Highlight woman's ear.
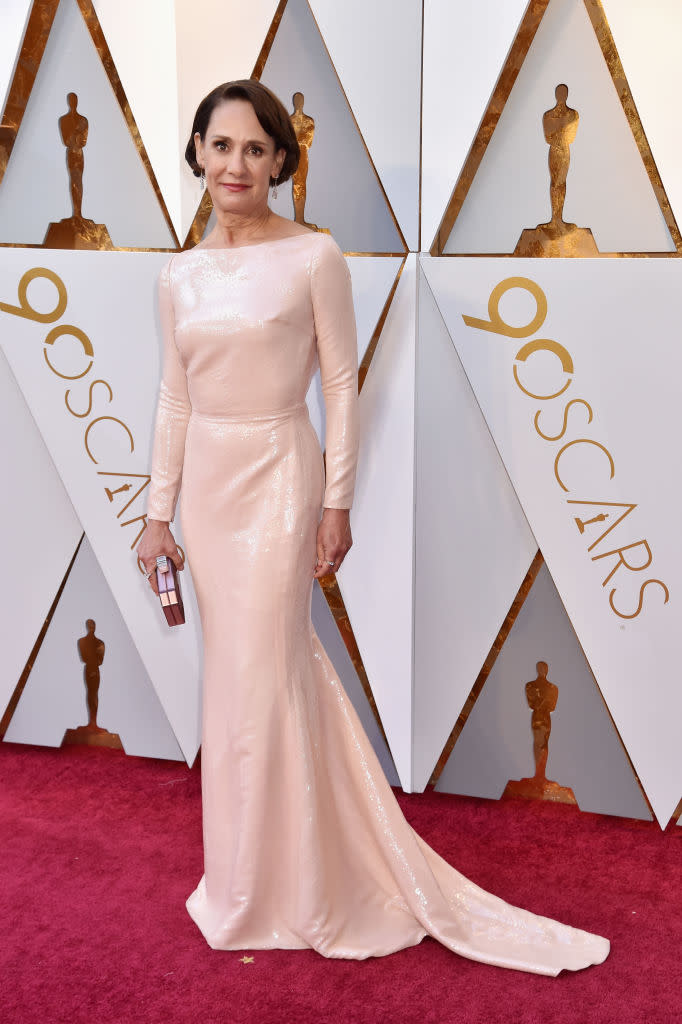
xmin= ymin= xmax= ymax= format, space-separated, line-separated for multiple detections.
xmin=194 ymin=131 xmax=204 ymax=169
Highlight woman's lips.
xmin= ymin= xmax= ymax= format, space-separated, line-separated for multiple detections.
xmin=221 ymin=183 xmax=250 ymax=192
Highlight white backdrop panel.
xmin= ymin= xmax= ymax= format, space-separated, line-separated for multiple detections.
xmin=421 ymin=0 xmax=528 ymax=252
xmin=425 ymin=256 xmax=682 ymax=825
xmin=337 ymin=256 xmax=417 ymax=789
xmin=5 ymin=536 xmax=184 ymax=761
xmin=263 ymin=0 xmax=403 ymax=253
xmin=414 ymin=264 xmax=537 ymax=789
xmin=93 ymin=0 xmax=181 ymax=240
xmin=601 ymin=0 xmax=682 ymax=246
xmin=445 ymin=0 xmax=674 ymax=255
xmin=0 ymin=250 xmax=202 ymax=763
xmin=0 ymin=348 xmax=82 ymax=715
xmin=0 ymin=0 xmax=32 ymax=114
xmin=308 ymin=0 xmax=422 ymax=250
xmin=436 ymin=563 xmax=652 ymax=821
xmin=0 ymin=0 xmax=175 ymax=249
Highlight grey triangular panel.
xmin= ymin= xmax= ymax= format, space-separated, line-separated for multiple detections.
xmin=436 ymin=564 xmax=651 ymax=821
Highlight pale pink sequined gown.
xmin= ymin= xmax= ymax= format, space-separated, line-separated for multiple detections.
xmin=145 ymin=230 xmax=609 ymax=974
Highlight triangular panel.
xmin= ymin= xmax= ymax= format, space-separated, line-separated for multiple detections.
xmin=0 ymin=347 xmax=82 ymax=715
xmin=421 ymin=0 xmax=528 ymax=252
xmin=336 ymin=255 xmax=417 ymax=788
xmin=308 ymin=0 xmax=421 ymax=250
xmin=425 ymin=255 xmax=682 ymax=825
xmin=436 ymin=562 xmax=652 ymax=821
xmin=261 ymin=0 xmax=403 ymax=253
xmin=92 ymin=0 xmax=181 ymax=237
xmin=5 ymin=536 xmax=184 ymax=760
xmin=0 ymin=0 xmax=175 ymax=248
xmin=0 ymin=250 xmax=201 ymax=762
xmin=414 ymin=262 xmax=537 ymax=789
xmin=444 ymin=0 xmax=674 ymax=255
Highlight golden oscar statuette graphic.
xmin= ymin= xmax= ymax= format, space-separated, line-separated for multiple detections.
xmin=290 ymin=91 xmax=329 ymax=235
xmin=62 ymin=618 xmax=123 ymax=749
xmin=515 ymin=84 xmax=598 ymax=257
xmin=502 ymin=661 xmax=577 ymax=805
xmin=44 ymin=92 xmax=113 ymax=250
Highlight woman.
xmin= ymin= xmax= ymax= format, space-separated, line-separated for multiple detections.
xmin=137 ymin=79 xmax=609 ymax=974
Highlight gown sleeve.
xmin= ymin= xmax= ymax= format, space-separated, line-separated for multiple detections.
xmin=145 ymin=257 xmax=191 ymax=524
xmin=310 ymin=235 xmax=360 ymax=510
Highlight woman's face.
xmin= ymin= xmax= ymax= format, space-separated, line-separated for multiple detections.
xmin=195 ymin=98 xmax=285 ymax=217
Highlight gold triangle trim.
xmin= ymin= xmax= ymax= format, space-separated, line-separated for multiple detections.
xmin=431 ymin=0 xmax=680 ymax=258
xmin=0 ymin=532 xmax=85 ymax=739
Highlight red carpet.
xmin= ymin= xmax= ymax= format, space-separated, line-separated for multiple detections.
xmin=1 ymin=741 xmax=679 ymax=1024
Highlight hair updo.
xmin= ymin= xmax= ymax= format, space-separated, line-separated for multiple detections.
xmin=185 ymin=79 xmax=300 ymax=186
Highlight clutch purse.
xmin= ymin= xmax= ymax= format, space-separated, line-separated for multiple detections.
xmin=156 ymin=555 xmax=185 ymax=627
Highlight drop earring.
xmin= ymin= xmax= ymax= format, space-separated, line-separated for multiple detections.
xmin=271 ymin=174 xmax=279 ymax=200
xmin=199 ymin=167 xmax=206 ymax=193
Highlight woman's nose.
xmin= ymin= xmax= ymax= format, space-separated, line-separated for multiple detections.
xmin=228 ymin=149 xmax=246 ymax=175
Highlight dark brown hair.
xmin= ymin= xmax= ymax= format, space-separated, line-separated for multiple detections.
xmin=185 ymin=79 xmax=300 ymax=185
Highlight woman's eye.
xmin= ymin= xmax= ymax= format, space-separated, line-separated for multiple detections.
xmin=250 ymin=147 xmax=263 ymax=155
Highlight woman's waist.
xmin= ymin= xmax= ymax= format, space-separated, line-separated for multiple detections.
xmin=189 ymin=400 xmax=309 ymax=427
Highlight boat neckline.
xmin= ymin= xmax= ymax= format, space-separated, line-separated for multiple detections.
xmin=191 ymin=233 xmax=318 ymax=254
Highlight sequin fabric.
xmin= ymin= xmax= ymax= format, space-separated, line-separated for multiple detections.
xmin=145 ymin=232 xmax=609 ymax=973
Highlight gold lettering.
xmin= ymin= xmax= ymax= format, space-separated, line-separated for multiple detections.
xmin=609 ymin=579 xmax=670 ymax=620
xmin=122 ymin=513 xmax=150 ymax=550
xmin=554 ymin=439 xmax=615 ymax=493
xmin=462 ymin=276 xmax=548 ymax=338
xmin=65 ymin=378 xmax=113 ymax=418
xmin=535 ymin=398 xmax=592 ymax=441
xmin=43 ymin=324 xmax=94 ymax=380
xmin=84 ymin=416 xmax=134 ymax=464
xmin=513 ymin=338 xmax=574 ymax=400
xmin=0 ymin=267 xmax=67 ymax=324
xmin=592 ymin=539 xmax=653 ymax=587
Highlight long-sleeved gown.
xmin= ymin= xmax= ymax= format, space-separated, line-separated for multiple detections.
xmin=144 ymin=230 xmax=610 ymax=975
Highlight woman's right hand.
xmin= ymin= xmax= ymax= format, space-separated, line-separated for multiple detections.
xmin=137 ymin=519 xmax=185 ymax=597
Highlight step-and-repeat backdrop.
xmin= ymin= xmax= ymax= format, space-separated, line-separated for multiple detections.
xmin=1 ymin=0 xmax=681 ymax=828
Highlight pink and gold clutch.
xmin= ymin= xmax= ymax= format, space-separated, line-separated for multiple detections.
xmin=156 ymin=556 xmax=185 ymax=627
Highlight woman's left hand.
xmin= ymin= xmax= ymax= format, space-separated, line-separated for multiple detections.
xmin=314 ymin=507 xmax=352 ymax=577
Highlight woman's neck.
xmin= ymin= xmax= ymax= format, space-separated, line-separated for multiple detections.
xmin=209 ymin=207 xmax=273 ymax=247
